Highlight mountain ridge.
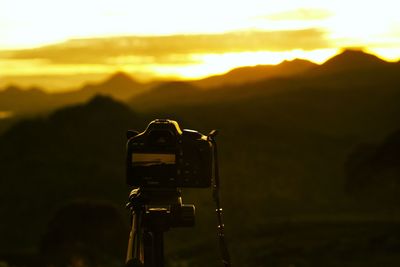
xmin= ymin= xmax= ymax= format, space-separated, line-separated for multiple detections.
xmin=128 ymin=49 xmax=400 ymax=112
xmin=1 ymin=49 xmax=399 ymax=117
xmin=0 ymin=72 xmax=148 ymax=116
xmin=192 ymin=58 xmax=317 ymax=88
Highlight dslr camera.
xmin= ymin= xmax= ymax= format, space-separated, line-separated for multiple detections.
xmin=126 ymin=119 xmax=213 ymax=188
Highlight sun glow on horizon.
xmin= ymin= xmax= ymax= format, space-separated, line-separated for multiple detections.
xmin=0 ymin=49 xmax=338 ymax=82
xmin=147 ymin=49 xmax=339 ymax=80
xmin=1 ymin=46 xmax=399 ymax=91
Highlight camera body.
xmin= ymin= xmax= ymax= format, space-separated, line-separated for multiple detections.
xmin=126 ymin=119 xmax=213 ymax=188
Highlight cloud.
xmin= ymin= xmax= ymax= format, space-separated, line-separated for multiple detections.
xmin=266 ymin=8 xmax=332 ymax=21
xmin=4 ymin=29 xmax=330 ymax=65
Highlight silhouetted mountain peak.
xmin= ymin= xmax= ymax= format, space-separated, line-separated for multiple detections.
xmin=77 ymin=72 xmax=146 ymax=101
xmin=50 ymin=94 xmax=137 ymax=123
xmin=322 ymin=49 xmax=387 ymax=70
xmin=2 ymin=85 xmax=46 ymax=97
xmin=82 ymin=94 xmax=133 ymax=113
xmin=103 ymin=71 xmax=138 ymax=86
xmin=279 ymin=58 xmax=316 ymax=68
xmin=4 ymin=85 xmax=21 ymax=92
xmin=87 ymin=94 xmax=119 ymax=106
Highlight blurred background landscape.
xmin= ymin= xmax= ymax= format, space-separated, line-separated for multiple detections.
xmin=1 ymin=49 xmax=400 ymax=267
xmin=1 ymin=0 xmax=400 ymax=266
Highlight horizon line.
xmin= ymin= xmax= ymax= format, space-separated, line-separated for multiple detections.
xmin=1 ymin=47 xmax=399 ymax=93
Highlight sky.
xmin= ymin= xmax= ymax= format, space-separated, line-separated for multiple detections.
xmin=0 ymin=0 xmax=399 ymax=91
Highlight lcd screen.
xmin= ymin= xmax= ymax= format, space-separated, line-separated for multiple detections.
xmin=132 ymin=153 xmax=176 ymax=166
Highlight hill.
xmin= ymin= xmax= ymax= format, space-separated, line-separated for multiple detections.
xmin=0 ymin=72 xmax=148 ymax=117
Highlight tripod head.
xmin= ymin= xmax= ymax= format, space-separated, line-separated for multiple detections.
xmin=127 ymin=188 xmax=195 ymax=230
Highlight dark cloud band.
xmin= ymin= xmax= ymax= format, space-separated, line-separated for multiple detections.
xmin=4 ymin=29 xmax=330 ymax=65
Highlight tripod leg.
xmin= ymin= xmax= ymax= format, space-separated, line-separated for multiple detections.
xmin=126 ymin=212 xmax=144 ymax=267
xmin=126 ymin=212 xmax=136 ymax=262
xmin=153 ymin=231 xmax=164 ymax=267
xmin=143 ymin=231 xmax=154 ymax=267
xmin=143 ymin=230 xmax=164 ymax=267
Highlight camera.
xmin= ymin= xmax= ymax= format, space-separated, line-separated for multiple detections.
xmin=126 ymin=119 xmax=213 ymax=188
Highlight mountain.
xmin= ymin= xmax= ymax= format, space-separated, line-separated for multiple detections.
xmin=75 ymin=71 xmax=146 ymax=100
xmin=324 ymin=49 xmax=387 ymax=68
xmin=128 ymin=50 xmax=400 ymax=111
xmin=0 ymin=72 xmax=148 ymax=117
xmin=192 ymin=58 xmax=317 ymax=88
xmin=317 ymin=49 xmax=391 ymax=74
xmin=0 ymin=85 xmax=57 ymax=116
xmin=1 ymin=50 xmax=397 ymax=119
xmin=0 ymin=86 xmax=48 ymax=113
xmin=1 ymin=58 xmax=317 ymax=116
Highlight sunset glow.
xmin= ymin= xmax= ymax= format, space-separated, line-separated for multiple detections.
xmin=0 ymin=0 xmax=399 ymax=90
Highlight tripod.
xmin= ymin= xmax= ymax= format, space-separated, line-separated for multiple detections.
xmin=125 ymin=188 xmax=195 ymax=267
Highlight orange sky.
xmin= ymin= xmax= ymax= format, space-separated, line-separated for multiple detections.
xmin=0 ymin=0 xmax=399 ymax=91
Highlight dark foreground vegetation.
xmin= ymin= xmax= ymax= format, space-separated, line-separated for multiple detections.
xmin=1 ymin=50 xmax=400 ymax=267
